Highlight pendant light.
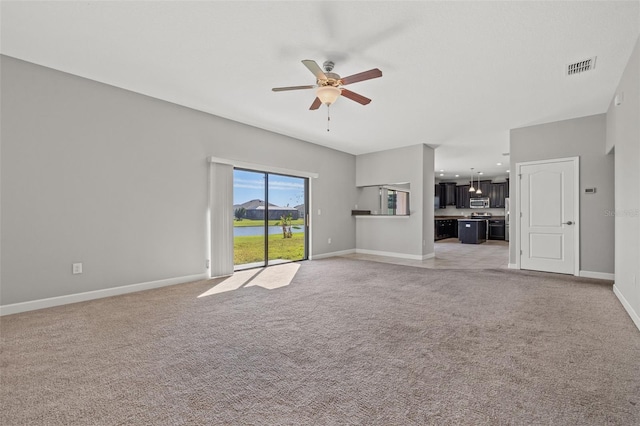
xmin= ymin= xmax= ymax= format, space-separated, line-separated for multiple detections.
xmin=468 ymin=168 xmax=476 ymax=192
xmin=476 ymin=172 xmax=483 ymax=195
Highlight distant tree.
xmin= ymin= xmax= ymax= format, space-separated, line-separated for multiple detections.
xmin=275 ymin=213 xmax=293 ymax=238
xmin=234 ymin=207 xmax=246 ymax=221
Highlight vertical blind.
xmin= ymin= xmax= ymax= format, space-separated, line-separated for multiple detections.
xmin=209 ymin=162 xmax=234 ymax=277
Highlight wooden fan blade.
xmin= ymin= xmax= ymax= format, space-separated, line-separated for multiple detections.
xmin=272 ymin=85 xmax=315 ymax=92
xmin=340 ymin=68 xmax=382 ymax=85
xmin=340 ymin=89 xmax=371 ymax=105
xmin=302 ymin=60 xmax=327 ymax=81
xmin=309 ymin=97 xmax=322 ymax=110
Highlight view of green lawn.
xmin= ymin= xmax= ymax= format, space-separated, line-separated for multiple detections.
xmin=234 ymin=233 xmax=305 ymax=265
xmin=233 ymin=218 xmax=305 ymax=227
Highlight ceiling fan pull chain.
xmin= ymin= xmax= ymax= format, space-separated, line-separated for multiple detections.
xmin=327 ymin=105 xmax=331 ymax=132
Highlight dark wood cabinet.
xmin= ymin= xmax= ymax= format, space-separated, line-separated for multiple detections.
xmin=456 ymin=185 xmax=470 ymax=209
xmin=489 ymin=182 xmax=508 ymax=208
xmin=471 ymin=180 xmax=492 ymax=198
xmin=456 ymin=180 xmax=509 ymax=209
xmin=435 ymin=184 xmax=444 ymax=209
xmin=435 ymin=218 xmax=457 ymax=240
xmin=437 ymin=182 xmax=456 ymax=208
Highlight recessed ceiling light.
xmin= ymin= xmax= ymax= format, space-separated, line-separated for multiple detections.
xmin=439 ymin=169 xmax=444 ymax=172
xmin=478 ymin=172 xmax=484 ymax=175
xmin=455 ymin=174 xmax=459 ymax=177
xmin=496 ymin=162 xmax=502 ymax=166
xmin=506 ymin=170 xmax=510 ymax=173
xmin=439 ymin=173 xmax=444 ymax=177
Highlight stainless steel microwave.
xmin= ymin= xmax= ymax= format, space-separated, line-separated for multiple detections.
xmin=470 ymin=197 xmax=490 ymax=208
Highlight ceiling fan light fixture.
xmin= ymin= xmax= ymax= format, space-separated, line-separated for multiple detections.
xmin=316 ymin=86 xmax=341 ymax=105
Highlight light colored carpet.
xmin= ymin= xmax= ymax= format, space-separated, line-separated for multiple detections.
xmin=1 ymin=258 xmax=639 ymax=425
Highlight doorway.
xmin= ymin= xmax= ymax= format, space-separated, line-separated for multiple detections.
xmin=233 ymin=168 xmax=308 ymax=270
xmin=517 ymin=157 xmax=579 ymax=275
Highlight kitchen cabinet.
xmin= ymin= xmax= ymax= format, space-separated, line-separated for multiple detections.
xmin=456 ymin=185 xmax=471 ymax=209
xmin=471 ymin=180 xmax=492 ymax=198
xmin=435 ymin=184 xmax=444 ymax=209
xmin=489 ymin=182 xmax=508 ymax=208
xmin=440 ymin=182 xmax=457 ymax=206
xmin=435 ymin=218 xmax=457 ymax=241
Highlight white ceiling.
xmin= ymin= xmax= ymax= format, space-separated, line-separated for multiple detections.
xmin=2 ymin=1 xmax=638 ymax=179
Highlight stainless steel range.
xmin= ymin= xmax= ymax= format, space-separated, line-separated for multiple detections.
xmin=470 ymin=212 xmax=492 ymax=219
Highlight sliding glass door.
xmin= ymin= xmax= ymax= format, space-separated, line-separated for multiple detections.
xmin=267 ymin=173 xmax=307 ymax=265
xmin=233 ymin=168 xmax=307 ymax=270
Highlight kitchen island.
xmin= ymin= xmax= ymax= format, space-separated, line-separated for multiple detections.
xmin=457 ymin=218 xmax=487 ymax=244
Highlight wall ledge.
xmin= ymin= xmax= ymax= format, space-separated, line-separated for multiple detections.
xmin=0 ymin=273 xmax=209 ymax=316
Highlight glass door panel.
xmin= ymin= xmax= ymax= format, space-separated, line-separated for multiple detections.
xmin=233 ymin=169 xmax=266 ymax=270
xmin=267 ymin=173 xmax=307 ymax=265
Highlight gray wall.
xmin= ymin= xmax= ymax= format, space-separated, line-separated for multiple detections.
xmin=355 ymin=144 xmax=435 ymax=258
xmin=510 ymin=114 xmax=614 ymax=274
xmin=1 ymin=56 xmax=357 ymax=305
xmin=607 ymin=36 xmax=640 ymax=326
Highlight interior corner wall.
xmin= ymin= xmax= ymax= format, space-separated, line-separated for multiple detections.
xmin=355 ymin=144 xmax=434 ymax=259
xmin=509 ymin=114 xmax=614 ymax=275
xmin=606 ymin=36 xmax=640 ymax=329
xmin=422 ymin=145 xmax=435 ymax=256
xmin=0 ymin=55 xmax=357 ymax=306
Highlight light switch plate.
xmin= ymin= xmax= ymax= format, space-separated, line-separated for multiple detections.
xmin=72 ymin=263 xmax=83 ymax=274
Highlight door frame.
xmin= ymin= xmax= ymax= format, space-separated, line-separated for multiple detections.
xmin=515 ymin=156 xmax=580 ymax=275
xmin=209 ymin=156 xmax=318 ymax=272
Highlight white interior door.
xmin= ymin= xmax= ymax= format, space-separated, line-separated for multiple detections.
xmin=519 ymin=157 xmax=579 ymax=275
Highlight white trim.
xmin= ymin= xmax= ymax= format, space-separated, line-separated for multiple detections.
xmin=613 ymin=284 xmax=640 ymax=332
xmin=209 ymin=156 xmax=319 ymax=179
xmin=508 ymin=263 xmax=518 ymax=269
xmin=310 ymin=249 xmax=356 ymax=260
xmin=0 ymin=273 xmax=208 ymax=316
xmin=579 ymin=270 xmax=615 ymax=281
xmin=355 ymin=248 xmax=433 ymax=261
xmin=515 ymin=156 xmax=580 ymax=276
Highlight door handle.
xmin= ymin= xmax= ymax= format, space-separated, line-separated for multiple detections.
xmin=562 ymin=221 xmax=574 ymax=225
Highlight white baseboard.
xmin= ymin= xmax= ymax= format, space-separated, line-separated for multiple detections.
xmin=613 ymin=284 xmax=640 ymax=332
xmin=355 ymin=248 xmax=433 ymax=261
xmin=0 ymin=273 xmax=209 ymax=316
xmin=310 ymin=249 xmax=356 ymax=260
xmin=579 ymin=270 xmax=615 ymax=281
xmin=508 ymin=263 xmax=518 ymax=269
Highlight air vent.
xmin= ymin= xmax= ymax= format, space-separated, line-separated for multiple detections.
xmin=567 ymin=57 xmax=596 ymax=76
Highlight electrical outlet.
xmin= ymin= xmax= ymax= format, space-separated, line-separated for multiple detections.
xmin=72 ymin=263 xmax=83 ymax=274
xmin=206 ymin=259 xmax=210 ymax=269
xmin=328 ymin=237 xmax=332 ymax=244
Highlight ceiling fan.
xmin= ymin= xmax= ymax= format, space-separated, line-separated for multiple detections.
xmin=272 ymin=60 xmax=382 ymax=110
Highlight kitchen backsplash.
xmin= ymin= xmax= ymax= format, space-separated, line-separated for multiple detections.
xmin=436 ymin=206 xmax=506 ymax=217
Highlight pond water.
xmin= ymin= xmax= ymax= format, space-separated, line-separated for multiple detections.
xmin=234 ymin=225 xmax=305 ymax=237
